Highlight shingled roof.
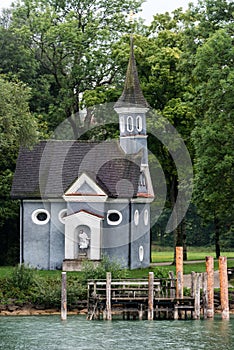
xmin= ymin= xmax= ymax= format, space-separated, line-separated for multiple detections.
xmin=114 ymin=35 xmax=150 ymax=109
xmin=11 ymin=140 xmax=141 ymax=199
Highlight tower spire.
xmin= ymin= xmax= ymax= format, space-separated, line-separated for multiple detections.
xmin=114 ymin=36 xmax=149 ymax=109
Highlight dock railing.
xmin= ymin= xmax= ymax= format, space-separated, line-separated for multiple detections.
xmin=86 ymin=272 xmax=196 ymax=320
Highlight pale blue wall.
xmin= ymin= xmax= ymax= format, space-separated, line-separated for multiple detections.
xmin=130 ymin=203 xmax=151 ymax=269
xmin=23 ymin=201 xmax=65 ymax=269
xmin=22 ymin=200 xmax=151 ymax=270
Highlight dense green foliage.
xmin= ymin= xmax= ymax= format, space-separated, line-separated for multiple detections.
xmin=0 ymin=0 xmax=233 ymax=265
xmin=0 ymin=76 xmax=38 ymax=265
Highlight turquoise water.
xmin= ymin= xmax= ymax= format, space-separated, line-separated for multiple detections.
xmin=0 ymin=315 xmax=233 ymax=350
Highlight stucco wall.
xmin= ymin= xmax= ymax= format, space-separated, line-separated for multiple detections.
xmin=23 ymin=201 xmax=65 ymax=269
xmin=102 ymin=201 xmax=130 ymax=268
xmin=130 ymin=203 xmax=151 ymax=269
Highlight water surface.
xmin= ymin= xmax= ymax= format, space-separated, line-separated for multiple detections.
xmin=0 ymin=315 xmax=233 ymax=350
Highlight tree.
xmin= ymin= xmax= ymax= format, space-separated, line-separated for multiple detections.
xmin=0 ymin=75 xmax=38 ymax=265
xmin=1 ymin=0 xmax=144 ymax=136
xmin=191 ymin=28 xmax=234 ymax=257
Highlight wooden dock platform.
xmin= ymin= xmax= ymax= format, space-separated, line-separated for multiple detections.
xmin=87 ymin=272 xmax=198 ymax=320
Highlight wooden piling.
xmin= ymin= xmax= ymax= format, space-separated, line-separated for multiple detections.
xmin=139 ymin=304 xmax=143 ymax=320
xmin=61 ymin=272 xmax=67 ymax=321
xmin=148 ymin=272 xmax=154 ymax=320
xmin=194 ymin=273 xmax=201 ymax=320
xmin=206 ymin=256 xmax=214 ymax=318
xmin=202 ymin=272 xmax=208 ymax=319
xmin=219 ymin=256 xmax=230 ymax=320
xmin=106 ymin=272 xmax=112 ymax=320
xmin=191 ymin=271 xmax=196 ymax=298
xmin=176 ymin=247 xmax=183 ymax=298
xmin=169 ymin=271 xmax=175 ymax=298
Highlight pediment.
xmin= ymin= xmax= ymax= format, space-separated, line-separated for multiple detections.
xmin=63 ymin=173 xmax=107 ymax=201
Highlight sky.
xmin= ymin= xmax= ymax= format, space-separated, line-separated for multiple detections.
xmin=0 ymin=0 xmax=197 ymax=22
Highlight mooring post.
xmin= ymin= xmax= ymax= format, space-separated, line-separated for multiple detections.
xmin=206 ymin=256 xmax=214 ymax=318
xmin=219 ymin=256 xmax=230 ymax=320
xmin=176 ymin=247 xmax=183 ymax=299
xmin=169 ymin=271 xmax=175 ymax=298
xmin=148 ymin=272 xmax=154 ymax=320
xmin=191 ymin=271 xmax=196 ymax=298
xmin=106 ymin=272 xmax=112 ymax=321
xmin=139 ymin=304 xmax=143 ymax=320
xmin=202 ymin=272 xmax=208 ymax=319
xmin=194 ymin=273 xmax=201 ymax=320
xmin=61 ymin=271 xmax=67 ymax=321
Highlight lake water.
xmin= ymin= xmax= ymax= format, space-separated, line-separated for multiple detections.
xmin=0 ymin=315 xmax=233 ymax=350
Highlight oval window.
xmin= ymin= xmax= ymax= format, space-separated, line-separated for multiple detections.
xmin=136 ymin=115 xmax=143 ymax=132
xmin=134 ymin=210 xmax=139 ymax=226
xmin=120 ymin=116 xmax=125 ymax=133
xmin=107 ymin=210 xmax=123 ymax=226
xmin=59 ymin=209 xmax=67 ymax=224
xmin=139 ymin=246 xmax=144 ymax=262
xmin=144 ymin=209 xmax=149 ymax=226
xmin=32 ymin=209 xmax=50 ymax=225
xmin=127 ymin=116 xmax=134 ymax=132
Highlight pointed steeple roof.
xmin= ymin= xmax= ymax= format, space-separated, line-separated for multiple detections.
xmin=114 ymin=35 xmax=150 ymax=109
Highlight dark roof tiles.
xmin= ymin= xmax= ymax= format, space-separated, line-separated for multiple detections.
xmin=11 ymin=140 xmax=141 ymax=199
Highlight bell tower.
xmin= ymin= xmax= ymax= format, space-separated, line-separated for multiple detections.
xmin=114 ymin=36 xmax=150 ymax=167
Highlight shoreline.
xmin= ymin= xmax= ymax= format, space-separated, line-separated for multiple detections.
xmin=1 ymin=307 xmax=234 ymax=317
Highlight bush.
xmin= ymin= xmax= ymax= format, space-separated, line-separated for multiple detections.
xmin=9 ymin=264 xmax=36 ymax=291
xmin=81 ymin=255 xmax=127 ymax=281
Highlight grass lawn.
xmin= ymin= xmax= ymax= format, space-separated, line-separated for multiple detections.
xmin=151 ymin=248 xmax=234 ymax=263
xmin=0 ymin=247 xmax=233 ymax=280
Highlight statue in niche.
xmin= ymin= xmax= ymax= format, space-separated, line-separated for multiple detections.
xmin=78 ymin=229 xmax=90 ymax=255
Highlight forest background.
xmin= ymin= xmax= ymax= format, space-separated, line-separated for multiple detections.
xmin=0 ymin=0 xmax=233 ymax=265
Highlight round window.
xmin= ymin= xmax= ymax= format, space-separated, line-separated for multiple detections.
xmin=144 ymin=209 xmax=149 ymax=226
xmin=32 ymin=209 xmax=50 ymax=225
xmin=59 ymin=209 xmax=67 ymax=224
xmin=107 ymin=210 xmax=123 ymax=226
xmin=134 ymin=210 xmax=139 ymax=226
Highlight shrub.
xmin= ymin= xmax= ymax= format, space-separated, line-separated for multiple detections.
xmin=9 ymin=264 xmax=36 ymax=291
xmin=81 ymin=255 xmax=127 ymax=281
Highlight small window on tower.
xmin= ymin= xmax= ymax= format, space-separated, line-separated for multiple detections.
xmin=139 ymin=172 xmax=146 ymax=187
xmin=136 ymin=115 xmax=143 ymax=132
xmin=120 ymin=116 xmax=125 ymax=133
xmin=127 ymin=116 xmax=134 ymax=132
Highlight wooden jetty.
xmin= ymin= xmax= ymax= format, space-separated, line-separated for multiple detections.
xmin=87 ymin=272 xmax=199 ymax=321
xmin=61 ymin=253 xmax=230 ymax=321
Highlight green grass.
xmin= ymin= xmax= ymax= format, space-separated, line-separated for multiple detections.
xmin=0 ymin=247 xmax=233 ymax=280
xmin=151 ymin=247 xmax=234 ymax=263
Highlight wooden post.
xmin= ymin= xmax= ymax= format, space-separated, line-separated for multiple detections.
xmin=219 ymin=256 xmax=230 ymax=320
xmin=61 ymin=272 xmax=67 ymax=321
xmin=191 ymin=271 xmax=196 ymax=298
xmin=148 ymin=272 xmax=154 ymax=320
xmin=202 ymin=272 xmax=208 ymax=319
xmin=206 ymin=256 xmax=214 ymax=318
xmin=106 ymin=272 xmax=112 ymax=321
xmin=139 ymin=304 xmax=143 ymax=320
xmin=169 ymin=271 xmax=175 ymax=298
xmin=176 ymin=247 xmax=183 ymax=298
xmin=194 ymin=273 xmax=201 ymax=320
